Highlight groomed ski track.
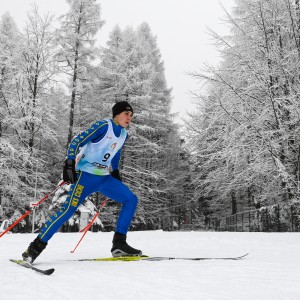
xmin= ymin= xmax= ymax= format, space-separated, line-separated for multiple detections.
xmin=1 ymin=231 xmax=299 ymax=300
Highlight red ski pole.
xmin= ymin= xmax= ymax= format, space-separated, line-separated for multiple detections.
xmin=0 ymin=181 xmax=65 ymax=238
xmin=70 ymin=198 xmax=108 ymax=253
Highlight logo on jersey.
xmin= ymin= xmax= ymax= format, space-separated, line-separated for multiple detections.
xmin=111 ymin=143 xmax=117 ymax=150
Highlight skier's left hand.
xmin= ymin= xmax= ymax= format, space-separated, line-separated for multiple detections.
xmin=63 ymin=159 xmax=77 ymax=184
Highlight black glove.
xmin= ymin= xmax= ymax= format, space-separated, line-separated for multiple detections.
xmin=111 ymin=170 xmax=122 ymax=181
xmin=63 ymin=159 xmax=77 ymax=184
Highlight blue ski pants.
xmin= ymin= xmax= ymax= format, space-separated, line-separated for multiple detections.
xmin=38 ymin=171 xmax=138 ymax=242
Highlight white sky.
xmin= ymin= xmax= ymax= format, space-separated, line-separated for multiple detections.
xmin=1 ymin=0 xmax=235 ymax=123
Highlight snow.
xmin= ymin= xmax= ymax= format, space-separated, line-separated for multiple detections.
xmin=1 ymin=230 xmax=300 ymax=300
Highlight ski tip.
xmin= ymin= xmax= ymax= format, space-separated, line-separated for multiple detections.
xmin=9 ymin=259 xmax=25 ymax=263
xmin=45 ymin=268 xmax=55 ymax=275
xmin=240 ymin=253 xmax=249 ymax=258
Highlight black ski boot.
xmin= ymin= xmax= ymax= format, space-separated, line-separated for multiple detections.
xmin=22 ymin=237 xmax=47 ymax=264
xmin=111 ymin=232 xmax=142 ymax=257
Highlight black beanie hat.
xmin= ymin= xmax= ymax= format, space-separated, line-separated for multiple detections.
xmin=112 ymin=101 xmax=133 ymax=118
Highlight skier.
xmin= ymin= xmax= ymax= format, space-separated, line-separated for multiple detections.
xmin=22 ymin=101 xmax=142 ymax=263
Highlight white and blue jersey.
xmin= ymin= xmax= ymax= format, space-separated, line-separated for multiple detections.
xmin=68 ymin=119 xmax=128 ymax=175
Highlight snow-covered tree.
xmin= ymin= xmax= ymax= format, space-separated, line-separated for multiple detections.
xmin=1 ymin=6 xmax=189 ymax=232
xmin=0 ymin=7 xmax=63 ymax=226
xmin=0 ymin=12 xmax=24 ymax=218
xmin=55 ymin=0 xmax=104 ymax=147
xmin=188 ymin=0 xmax=300 ymax=218
xmin=96 ymin=23 xmax=183 ymax=229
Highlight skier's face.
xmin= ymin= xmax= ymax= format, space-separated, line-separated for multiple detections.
xmin=115 ymin=110 xmax=133 ymax=128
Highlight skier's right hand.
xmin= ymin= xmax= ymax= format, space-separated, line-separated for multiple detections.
xmin=63 ymin=159 xmax=77 ymax=184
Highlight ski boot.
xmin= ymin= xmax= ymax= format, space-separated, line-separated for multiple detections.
xmin=22 ymin=237 xmax=47 ymax=264
xmin=111 ymin=232 xmax=142 ymax=257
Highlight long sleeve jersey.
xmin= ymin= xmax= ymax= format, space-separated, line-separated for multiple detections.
xmin=67 ymin=119 xmax=128 ymax=175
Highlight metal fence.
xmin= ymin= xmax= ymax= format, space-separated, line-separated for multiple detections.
xmin=212 ymin=203 xmax=300 ymax=232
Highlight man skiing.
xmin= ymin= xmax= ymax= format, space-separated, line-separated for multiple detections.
xmin=22 ymin=101 xmax=142 ymax=263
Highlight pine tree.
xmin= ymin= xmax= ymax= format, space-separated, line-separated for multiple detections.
xmin=96 ymin=23 xmax=182 ymax=229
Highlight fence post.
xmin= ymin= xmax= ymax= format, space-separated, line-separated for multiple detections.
xmin=276 ymin=204 xmax=280 ymax=232
xmin=241 ymin=213 xmax=244 ymax=232
xmin=249 ymin=211 xmax=251 ymax=232
xmin=291 ymin=205 xmax=294 ymax=231
xmin=266 ymin=208 xmax=269 ymax=232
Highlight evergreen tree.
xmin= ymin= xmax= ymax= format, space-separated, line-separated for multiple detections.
xmin=97 ymin=23 xmax=182 ymax=229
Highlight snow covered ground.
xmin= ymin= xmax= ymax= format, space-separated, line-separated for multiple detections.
xmin=0 ymin=230 xmax=299 ymax=300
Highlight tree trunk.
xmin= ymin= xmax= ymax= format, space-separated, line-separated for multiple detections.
xmin=66 ymin=3 xmax=83 ymax=148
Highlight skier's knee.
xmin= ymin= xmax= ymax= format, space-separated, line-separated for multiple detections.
xmin=128 ymin=193 xmax=138 ymax=208
xmin=132 ymin=193 xmax=138 ymax=207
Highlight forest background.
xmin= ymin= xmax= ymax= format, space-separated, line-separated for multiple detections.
xmin=1 ymin=0 xmax=300 ymax=233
